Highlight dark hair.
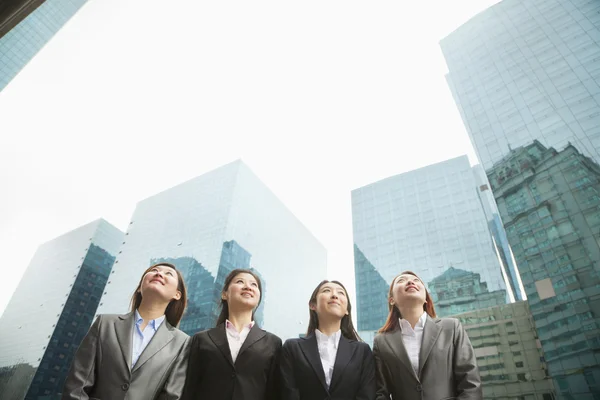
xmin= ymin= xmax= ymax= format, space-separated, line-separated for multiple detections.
xmin=130 ymin=262 xmax=188 ymax=327
xmin=306 ymin=280 xmax=361 ymax=341
xmin=216 ymin=269 xmax=263 ymax=327
xmin=378 ymin=270 xmax=436 ymax=333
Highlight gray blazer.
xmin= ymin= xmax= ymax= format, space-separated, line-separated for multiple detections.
xmin=373 ymin=316 xmax=482 ymax=400
xmin=62 ymin=312 xmax=190 ymax=400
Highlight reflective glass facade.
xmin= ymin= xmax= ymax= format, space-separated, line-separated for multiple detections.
xmin=441 ymin=0 xmax=600 ymax=171
xmin=441 ymin=1 xmax=600 ymax=397
xmin=457 ymin=301 xmax=555 ymax=400
xmin=0 ymin=219 xmax=123 ymax=399
xmin=0 ymin=0 xmax=88 ymax=92
xmin=97 ymin=160 xmax=327 ymax=340
xmin=352 ymin=156 xmax=513 ymax=331
xmin=488 ymin=142 xmax=600 ymax=399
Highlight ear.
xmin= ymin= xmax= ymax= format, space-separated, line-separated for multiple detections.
xmin=309 ymin=302 xmax=316 ymax=311
xmin=221 ymin=293 xmax=227 ymax=301
xmin=173 ymin=290 xmax=182 ymax=301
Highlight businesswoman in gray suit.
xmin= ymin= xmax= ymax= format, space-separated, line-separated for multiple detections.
xmin=62 ymin=262 xmax=189 ymax=400
xmin=280 ymin=280 xmax=375 ymax=400
xmin=182 ymin=268 xmax=282 ymax=400
xmin=373 ymin=271 xmax=482 ymax=400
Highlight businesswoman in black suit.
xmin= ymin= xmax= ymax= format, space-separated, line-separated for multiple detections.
xmin=280 ymin=280 xmax=375 ymax=400
xmin=373 ymin=271 xmax=482 ymax=400
xmin=182 ymin=268 xmax=282 ymax=400
xmin=63 ymin=262 xmax=190 ymax=400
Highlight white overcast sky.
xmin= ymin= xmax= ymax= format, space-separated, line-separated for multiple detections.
xmin=0 ymin=0 xmax=500 ymax=318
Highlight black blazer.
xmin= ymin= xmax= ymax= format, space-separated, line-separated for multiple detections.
xmin=182 ymin=323 xmax=282 ymax=400
xmin=280 ymin=333 xmax=376 ymax=400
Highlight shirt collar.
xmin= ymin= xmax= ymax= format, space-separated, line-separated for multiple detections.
xmin=134 ymin=309 xmax=166 ymax=331
xmin=399 ymin=312 xmax=427 ymax=330
xmin=315 ymin=329 xmax=342 ymax=348
xmin=225 ymin=319 xmax=255 ymax=333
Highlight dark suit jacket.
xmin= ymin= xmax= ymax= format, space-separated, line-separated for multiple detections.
xmin=182 ymin=323 xmax=282 ymax=400
xmin=62 ymin=312 xmax=190 ymax=400
xmin=280 ymin=333 xmax=375 ymax=400
xmin=373 ymin=316 xmax=482 ymax=400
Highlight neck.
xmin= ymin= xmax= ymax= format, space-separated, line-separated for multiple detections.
xmin=317 ymin=316 xmax=342 ymax=336
xmin=227 ymin=308 xmax=254 ymax=332
xmin=398 ymin=305 xmax=425 ymax=328
xmin=138 ymin=298 xmax=168 ymax=325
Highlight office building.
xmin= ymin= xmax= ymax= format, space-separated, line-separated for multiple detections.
xmin=0 ymin=219 xmax=123 ymax=399
xmin=96 ymin=160 xmax=327 ymax=340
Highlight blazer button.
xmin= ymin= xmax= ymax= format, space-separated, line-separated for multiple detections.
xmin=416 ymin=384 xmax=423 ymax=392
xmin=121 ymin=383 xmax=129 ymax=391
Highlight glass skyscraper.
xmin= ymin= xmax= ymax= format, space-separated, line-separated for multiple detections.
xmin=488 ymin=141 xmax=600 ymax=399
xmin=352 ymin=156 xmax=514 ymax=331
xmin=441 ymin=0 xmax=600 ymax=171
xmin=441 ymin=0 xmax=600 ymax=397
xmin=96 ymin=160 xmax=327 ymax=341
xmin=0 ymin=219 xmax=123 ymax=400
xmin=457 ymin=301 xmax=555 ymax=400
xmin=0 ymin=0 xmax=88 ymax=92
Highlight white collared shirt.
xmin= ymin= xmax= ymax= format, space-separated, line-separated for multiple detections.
xmin=315 ymin=329 xmax=341 ymax=387
xmin=225 ymin=319 xmax=255 ymax=363
xmin=399 ymin=312 xmax=427 ymax=376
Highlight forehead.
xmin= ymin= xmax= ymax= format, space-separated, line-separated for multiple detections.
xmin=320 ymin=282 xmax=346 ymax=292
xmin=148 ymin=264 xmax=176 ymax=273
xmin=395 ymin=274 xmax=420 ymax=282
xmin=233 ymin=272 xmax=257 ymax=283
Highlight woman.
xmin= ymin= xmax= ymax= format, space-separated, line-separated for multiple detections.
xmin=281 ymin=280 xmax=375 ymax=400
xmin=373 ymin=271 xmax=482 ymax=400
xmin=182 ymin=268 xmax=281 ymax=400
xmin=63 ymin=262 xmax=190 ymax=400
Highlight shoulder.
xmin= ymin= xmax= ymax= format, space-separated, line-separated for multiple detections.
xmin=352 ymin=340 xmax=373 ymax=355
xmin=95 ymin=313 xmax=130 ymax=324
xmin=191 ymin=327 xmax=215 ymax=341
xmin=168 ymin=325 xmax=190 ymax=341
xmin=435 ymin=317 xmax=461 ymax=329
xmin=282 ymin=337 xmax=303 ymax=350
xmin=263 ymin=330 xmax=283 ymax=346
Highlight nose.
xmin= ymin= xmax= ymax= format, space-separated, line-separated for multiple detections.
xmin=330 ymin=292 xmax=338 ymax=299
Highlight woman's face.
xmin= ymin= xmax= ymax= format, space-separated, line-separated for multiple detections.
xmin=390 ymin=273 xmax=426 ymax=308
xmin=222 ymin=272 xmax=260 ymax=311
xmin=311 ymin=282 xmax=349 ymax=321
xmin=140 ymin=265 xmax=181 ymax=303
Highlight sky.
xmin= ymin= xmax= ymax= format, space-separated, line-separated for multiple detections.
xmin=0 ymin=0 xmax=500 ymax=318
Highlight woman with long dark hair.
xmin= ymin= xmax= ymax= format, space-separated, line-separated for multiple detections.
xmin=280 ymin=280 xmax=375 ymax=400
xmin=63 ymin=262 xmax=189 ymax=400
xmin=373 ymin=271 xmax=482 ymax=400
xmin=182 ymin=268 xmax=281 ymax=400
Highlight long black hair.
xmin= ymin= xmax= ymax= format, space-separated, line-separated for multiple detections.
xmin=215 ymin=268 xmax=263 ymax=327
xmin=306 ymin=280 xmax=361 ymax=341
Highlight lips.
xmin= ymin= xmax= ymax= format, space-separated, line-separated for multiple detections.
xmin=328 ymin=301 xmax=341 ymax=306
xmin=150 ymin=278 xmax=164 ymax=285
xmin=405 ymin=285 xmax=418 ymax=292
xmin=241 ymin=292 xmax=254 ymax=298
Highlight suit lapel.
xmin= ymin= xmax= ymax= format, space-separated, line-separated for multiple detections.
xmin=114 ymin=312 xmax=135 ymax=372
xmin=131 ymin=320 xmax=175 ymax=373
xmin=384 ymin=328 xmax=419 ymax=381
xmin=299 ymin=334 xmax=328 ymax=392
xmin=237 ymin=324 xmax=266 ymax=362
xmin=329 ymin=335 xmax=355 ymax=392
xmin=208 ymin=324 xmax=235 ymax=368
xmin=418 ymin=316 xmax=442 ymax=378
